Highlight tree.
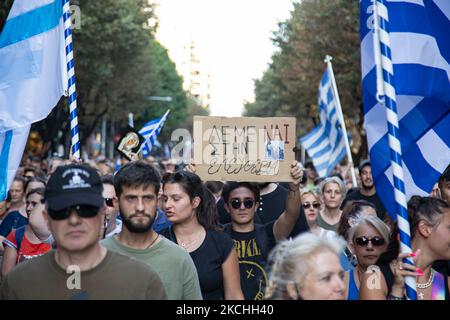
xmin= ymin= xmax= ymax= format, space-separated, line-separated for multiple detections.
xmin=246 ymin=0 xmax=367 ymax=160
xmin=1 ymin=0 xmax=193 ymax=157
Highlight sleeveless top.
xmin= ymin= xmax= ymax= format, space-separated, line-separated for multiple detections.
xmin=347 ymin=269 xmax=359 ymax=300
xmin=381 ymin=264 xmax=449 ymax=300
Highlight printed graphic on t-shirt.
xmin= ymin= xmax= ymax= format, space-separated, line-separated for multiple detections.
xmin=233 ymin=236 xmax=268 ymax=300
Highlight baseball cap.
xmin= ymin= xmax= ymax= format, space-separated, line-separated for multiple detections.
xmin=45 ymin=164 xmax=104 ymax=211
xmin=358 ymin=159 xmax=371 ymax=172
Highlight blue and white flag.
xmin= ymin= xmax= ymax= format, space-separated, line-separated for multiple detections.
xmin=300 ymin=69 xmax=347 ymax=177
xmin=0 ymin=0 xmax=67 ymax=131
xmin=360 ymin=0 xmax=450 ymax=218
xmin=0 ymin=0 xmax=67 ymax=200
xmin=0 ymin=126 xmax=30 ymax=200
xmin=138 ymin=110 xmax=170 ymax=158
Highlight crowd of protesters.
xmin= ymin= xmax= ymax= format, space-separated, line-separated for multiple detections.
xmin=0 ymin=152 xmax=448 ymax=300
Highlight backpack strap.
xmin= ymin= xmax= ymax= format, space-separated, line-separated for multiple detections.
xmin=15 ymin=225 xmax=26 ymax=252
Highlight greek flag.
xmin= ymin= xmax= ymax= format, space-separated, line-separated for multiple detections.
xmin=139 ymin=110 xmax=170 ymax=158
xmin=300 ymin=69 xmax=347 ymax=177
xmin=360 ymin=0 xmax=450 ymax=218
xmin=0 ymin=0 xmax=67 ymax=200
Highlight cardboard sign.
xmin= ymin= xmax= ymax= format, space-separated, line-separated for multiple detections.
xmin=193 ymin=116 xmax=296 ymax=182
xmin=116 ymin=126 xmax=145 ymax=161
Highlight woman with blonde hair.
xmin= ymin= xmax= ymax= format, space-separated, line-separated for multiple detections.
xmin=360 ymin=196 xmax=450 ymax=300
xmin=343 ymin=215 xmax=390 ymax=300
xmin=265 ymin=233 xmax=346 ymax=300
xmin=301 ymin=191 xmax=335 ymax=240
xmin=317 ymin=176 xmax=347 ymax=232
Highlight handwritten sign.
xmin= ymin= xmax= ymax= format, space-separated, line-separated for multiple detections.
xmin=193 ymin=116 xmax=296 ymax=182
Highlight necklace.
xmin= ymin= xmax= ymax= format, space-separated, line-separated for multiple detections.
xmin=145 ymin=234 xmax=160 ymax=249
xmin=179 ymin=230 xmax=204 ymax=250
xmin=416 ymin=269 xmax=434 ymax=289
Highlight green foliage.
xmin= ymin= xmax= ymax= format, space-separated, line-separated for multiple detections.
xmin=0 ymin=0 xmax=192 ymax=154
xmin=246 ymin=0 xmax=366 ymax=158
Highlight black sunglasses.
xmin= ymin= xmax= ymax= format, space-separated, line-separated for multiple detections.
xmin=48 ymin=204 xmax=99 ymax=221
xmin=303 ymin=202 xmax=320 ymax=209
xmin=104 ymin=198 xmax=114 ymax=207
xmin=354 ymin=236 xmax=385 ymax=247
xmin=230 ymin=199 xmax=255 ymax=209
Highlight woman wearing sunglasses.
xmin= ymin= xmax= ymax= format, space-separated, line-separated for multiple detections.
xmin=265 ymin=233 xmax=346 ymax=300
xmin=1 ymin=188 xmax=52 ymax=277
xmin=160 ymin=171 xmax=244 ymax=300
xmin=301 ymin=191 xmax=336 ymax=240
xmin=343 ymin=215 xmax=390 ymax=300
xmin=360 ymin=196 xmax=450 ymax=300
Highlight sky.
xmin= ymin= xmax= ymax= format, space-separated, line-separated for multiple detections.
xmin=154 ymin=0 xmax=294 ymax=116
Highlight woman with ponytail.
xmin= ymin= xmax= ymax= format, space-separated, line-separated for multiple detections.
xmin=360 ymin=196 xmax=450 ymax=300
xmin=160 ymin=170 xmax=244 ymax=300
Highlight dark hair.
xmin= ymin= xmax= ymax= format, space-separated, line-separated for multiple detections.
xmin=12 ymin=176 xmax=26 ymax=190
xmin=101 ymin=175 xmax=114 ymax=186
xmin=24 ymin=176 xmax=46 ymax=192
xmin=221 ymin=182 xmax=260 ymax=204
xmin=204 ymin=181 xmax=224 ymax=195
xmin=114 ymin=161 xmax=161 ymax=197
xmin=162 ymin=171 xmax=220 ymax=231
xmin=23 ymin=167 xmax=36 ymax=176
xmin=438 ymin=164 xmax=450 ymax=183
xmin=407 ymin=196 xmax=450 ymax=237
xmin=26 ymin=187 xmax=45 ymax=200
xmin=337 ymin=200 xmax=377 ymax=239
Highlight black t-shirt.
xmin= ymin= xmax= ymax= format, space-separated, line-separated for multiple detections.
xmin=342 ymin=189 xmax=387 ymax=220
xmin=225 ymin=222 xmax=276 ymax=300
xmin=160 ymin=227 xmax=234 ymax=300
xmin=217 ymin=184 xmax=309 ymax=237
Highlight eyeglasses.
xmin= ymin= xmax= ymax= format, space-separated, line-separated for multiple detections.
xmin=230 ymin=199 xmax=255 ymax=209
xmin=303 ymin=202 xmax=320 ymax=209
xmin=354 ymin=236 xmax=385 ymax=247
xmin=47 ymin=204 xmax=99 ymax=221
xmin=104 ymin=198 xmax=114 ymax=207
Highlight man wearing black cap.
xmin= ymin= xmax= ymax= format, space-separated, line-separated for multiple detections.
xmin=0 ymin=164 xmax=167 ymax=300
xmin=341 ymin=159 xmax=387 ymax=220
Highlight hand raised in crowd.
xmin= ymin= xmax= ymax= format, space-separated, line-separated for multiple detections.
xmin=129 ymin=152 xmax=141 ymax=162
xmin=389 ymin=250 xmax=422 ymax=297
xmin=184 ymin=159 xmax=196 ymax=174
xmin=430 ymin=183 xmax=442 ymax=199
xmin=288 ymin=160 xmax=304 ymax=190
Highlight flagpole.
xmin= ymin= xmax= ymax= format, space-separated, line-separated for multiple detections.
xmin=324 ymin=55 xmax=358 ymax=188
xmin=62 ymin=0 xmax=80 ymax=160
xmin=373 ymin=0 xmax=416 ymax=300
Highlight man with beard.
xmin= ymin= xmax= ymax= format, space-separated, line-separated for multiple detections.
xmin=341 ymin=160 xmax=387 ymax=220
xmin=101 ymin=161 xmax=202 ymax=300
xmin=1 ymin=164 xmax=167 ymax=299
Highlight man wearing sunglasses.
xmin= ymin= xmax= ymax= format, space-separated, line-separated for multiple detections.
xmin=221 ymin=161 xmax=304 ymax=300
xmin=0 ymin=164 xmax=167 ymax=300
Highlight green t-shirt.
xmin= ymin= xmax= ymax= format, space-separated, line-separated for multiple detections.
xmin=316 ymin=212 xmax=340 ymax=232
xmin=0 ymin=249 xmax=167 ymax=300
xmin=101 ymin=235 xmax=202 ymax=300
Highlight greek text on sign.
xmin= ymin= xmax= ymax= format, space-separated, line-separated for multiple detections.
xmin=193 ymin=116 xmax=296 ymax=182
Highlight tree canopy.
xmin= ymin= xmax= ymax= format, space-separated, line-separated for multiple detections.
xmin=245 ymin=0 xmax=366 ymax=160
xmin=0 ymin=0 xmax=198 ymax=157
